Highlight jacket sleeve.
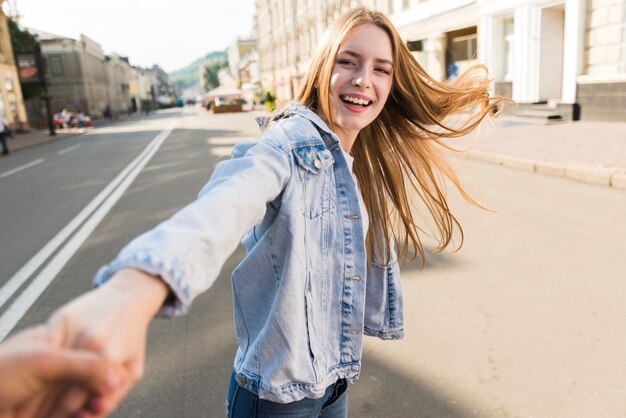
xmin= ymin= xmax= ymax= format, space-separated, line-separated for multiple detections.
xmin=93 ymin=128 xmax=292 ymax=317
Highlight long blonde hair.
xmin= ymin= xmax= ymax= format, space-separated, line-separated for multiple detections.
xmin=296 ymin=7 xmax=504 ymax=265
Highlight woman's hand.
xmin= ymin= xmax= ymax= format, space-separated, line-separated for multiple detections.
xmin=46 ymin=268 xmax=170 ymax=417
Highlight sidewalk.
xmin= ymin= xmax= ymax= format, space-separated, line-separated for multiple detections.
xmin=455 ymin=119 xmax=626 ymax=190
xmin=3 ymin=111 xmax=149 ymax=154
xmin=4 ymin=129 xmax=79 ymax=153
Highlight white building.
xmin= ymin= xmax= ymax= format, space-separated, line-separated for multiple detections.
xmin=255 ymin=0 xmax=378 ymax=104
xmin=228 ymin=38 xmax=257 ymax=88
xmin=255 ymin=0 xmax=625 ymax=120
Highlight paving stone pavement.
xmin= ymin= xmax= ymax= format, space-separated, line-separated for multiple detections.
xmin=453 ymin=118 xmax=626 ymax=190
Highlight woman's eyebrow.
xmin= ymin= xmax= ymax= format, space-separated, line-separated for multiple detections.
xmin=339 ymin=50 xmax=393 ymax=66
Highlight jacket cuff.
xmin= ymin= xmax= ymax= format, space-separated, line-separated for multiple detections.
xmin=363 ymin=327 xmax=405 ymax=340
xmin=92 ymin=251 xmax=191 ymax=318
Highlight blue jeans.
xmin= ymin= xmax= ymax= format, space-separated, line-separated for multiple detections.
xmin=226 ymin=372 xmax=348 ymax=417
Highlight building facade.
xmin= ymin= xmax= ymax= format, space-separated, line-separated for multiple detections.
xmin=37 ymin=33 xmax=157 ymax=118
xmin=228 ymin=38 xmax=257 ymax=88
xmin=255 ymin=0 xmax=380 ymax=104
xmin=577 ymin=0 xmax=625 ymax=120
xmin=150 ymin=65 xmax=176 ymax=108
xmin=39 ymin=33 xmax=111 ymax=117
xmin=239 ymin=48 xmax=261 ymax=104
xmin=0 ymin=5 xmax=28 ymax=129
xmin=105 ymin=54 xmax=132 ymax=116
xmin=128 ymin=66 xmax=155 ymax=113
xmin=255 ymin=0 xmax=626 ymax=120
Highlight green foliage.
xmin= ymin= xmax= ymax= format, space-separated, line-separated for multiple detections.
xmin=7 ymin=19 xmax=43 ymax=100
xmin=203 ymin=61 xmax=228 ymax=91
xmin=168 ymin=51 xmax=227 ymax=92
xmin=7 ymin=18 xmax=37 ymax=53
xmin=264 ymin=91 xmax=275 ymax=103
xmin=173 ymin=76 xmax=197 ymax=91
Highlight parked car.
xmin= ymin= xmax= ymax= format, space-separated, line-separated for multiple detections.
xmin=52 ymin=113 xmax=65 ymax=129
xmin=52 ymin=112 xmax=93 ymax=129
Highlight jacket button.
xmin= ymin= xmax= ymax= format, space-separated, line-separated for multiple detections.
xmin=314 ymin=159 xmax=321 ymax=169
xmin=236 ymin=374 xmax=248 ymax=386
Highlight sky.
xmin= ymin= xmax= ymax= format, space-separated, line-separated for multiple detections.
xmin=7 ymin=0 xmax=257 ymax=73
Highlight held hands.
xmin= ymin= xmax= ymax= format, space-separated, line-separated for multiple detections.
xmin=43 ymin=268 xmax=169 ymax=417
xmin=0 ymin=325 xmax=119 ymax=418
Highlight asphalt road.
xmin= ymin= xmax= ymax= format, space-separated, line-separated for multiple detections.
xmin=1 ymin=107 xmax=625 ymax=417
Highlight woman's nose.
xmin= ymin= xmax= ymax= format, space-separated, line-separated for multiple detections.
xmin=351 ymin=70 xmax=371 ymax=88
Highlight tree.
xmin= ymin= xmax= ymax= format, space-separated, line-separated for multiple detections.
xmin=203 ymin=61 xmax=228 ymax=92
xmin=7 ymin=19 xmax=42 ymax=100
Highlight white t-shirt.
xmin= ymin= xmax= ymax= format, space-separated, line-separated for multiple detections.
xmin=340 ymin=148 xmax=369 ymax=237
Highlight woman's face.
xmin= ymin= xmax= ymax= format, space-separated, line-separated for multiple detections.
xmin=329 ymin=23 xmax=394 ymax=146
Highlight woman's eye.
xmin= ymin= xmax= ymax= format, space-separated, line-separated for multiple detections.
xmin=338 ymin=59 xmax=354 ymax=66
xmin=376 ymin=67 xmax=391 ymax=75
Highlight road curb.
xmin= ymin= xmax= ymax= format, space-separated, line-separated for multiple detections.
xmin=611 ymin=172 xmax=626 ymax=191
xmin=463 ymin=150 xmax=624 ymax=191
xmin=564 ymin=164 xmax=614 ymax=187
xmin=8 ymin=132 xmax=78 ymax=153
xmin=535 ymin=161 xmax=566 ymax=178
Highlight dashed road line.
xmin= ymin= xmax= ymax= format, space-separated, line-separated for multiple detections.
xmin=57 ymin=144 xmax=82 ymax=155
xmin=0 ymin=158 xmax=45 ymax=178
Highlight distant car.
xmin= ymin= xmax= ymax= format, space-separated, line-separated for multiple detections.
xmin=53 ymin=112 xmax=92 ymax=129
xmin=52 ymin=113 xmax=65 ymax=129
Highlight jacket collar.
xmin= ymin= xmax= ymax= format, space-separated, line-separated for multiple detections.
xmin=272 ymin=102 xmax=340 ymax=147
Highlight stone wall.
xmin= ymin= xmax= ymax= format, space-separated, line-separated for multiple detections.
xmin=577 ymin=81 xmax=626 ymax=121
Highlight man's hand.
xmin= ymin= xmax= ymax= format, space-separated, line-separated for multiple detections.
xmin=0 ymin=325 xmax=120 ymax=418
xmin=45 ymin=268 xmax=169 ymax=417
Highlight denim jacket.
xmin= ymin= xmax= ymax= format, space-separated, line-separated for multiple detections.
xmin=94 ymin=102 xmax=404 ymax=403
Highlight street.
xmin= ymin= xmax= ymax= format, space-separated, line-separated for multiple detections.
xmin=1 ymin=108 xmax=625 ymax=417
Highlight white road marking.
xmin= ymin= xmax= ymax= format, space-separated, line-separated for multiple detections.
xmin=0 ymin=158 xmax=45 ymax=178
xmin=0 ymin=121 xmax=177 ymax=340
xmin=57 ymin=144 xmax=82 ymax=155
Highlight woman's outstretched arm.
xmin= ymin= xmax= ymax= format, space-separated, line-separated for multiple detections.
xmin=41 ymin=127 xmax=292 ymax=416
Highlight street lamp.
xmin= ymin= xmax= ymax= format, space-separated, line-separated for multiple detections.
xmin=34 ymin=41 xmax=55 ymax=136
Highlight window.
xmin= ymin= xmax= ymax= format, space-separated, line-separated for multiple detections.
xmin=388 ymin=0 xmax=394 ymax=15
xmin=450 ymin=33 xmax=477 ymax=61
xmin=406 ymin=40 xmax=423 ymax=51
xmin=408 ymin=39 xmax=428 ymax=70
xmin=403 ymin=0 xmax=410 ymax=10
xmin=48 ymin=55 xmax=64 ymax=77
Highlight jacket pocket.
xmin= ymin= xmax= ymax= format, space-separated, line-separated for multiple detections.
xmin=293 ymin=145 xmax=335 ymax=219
xmin=304 ymin=272 xmax=323 ymax=382
xmin=364 ymin=260 xmax=404 ymax=340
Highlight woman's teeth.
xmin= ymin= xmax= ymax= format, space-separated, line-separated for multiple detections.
xmin=342 ymin=96 xmax=370 ymax=106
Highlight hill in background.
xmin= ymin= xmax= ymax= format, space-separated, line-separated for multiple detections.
xmin=169 ymin=50 xmax=228 ymax=93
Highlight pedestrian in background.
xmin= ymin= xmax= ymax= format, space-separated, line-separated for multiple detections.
xmin=35 ymin=7 xmax=503 ymax=418
xmin=77 ymin=110 xmax=86 ymax=133
xmin=0 ymin=116 xmax=12 ymax=156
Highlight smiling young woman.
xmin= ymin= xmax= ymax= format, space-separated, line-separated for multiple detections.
xmin=34 ymin=7 xmax=504 ymax=418
xmin=298 ymin=8 xmax=503 ymax=267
